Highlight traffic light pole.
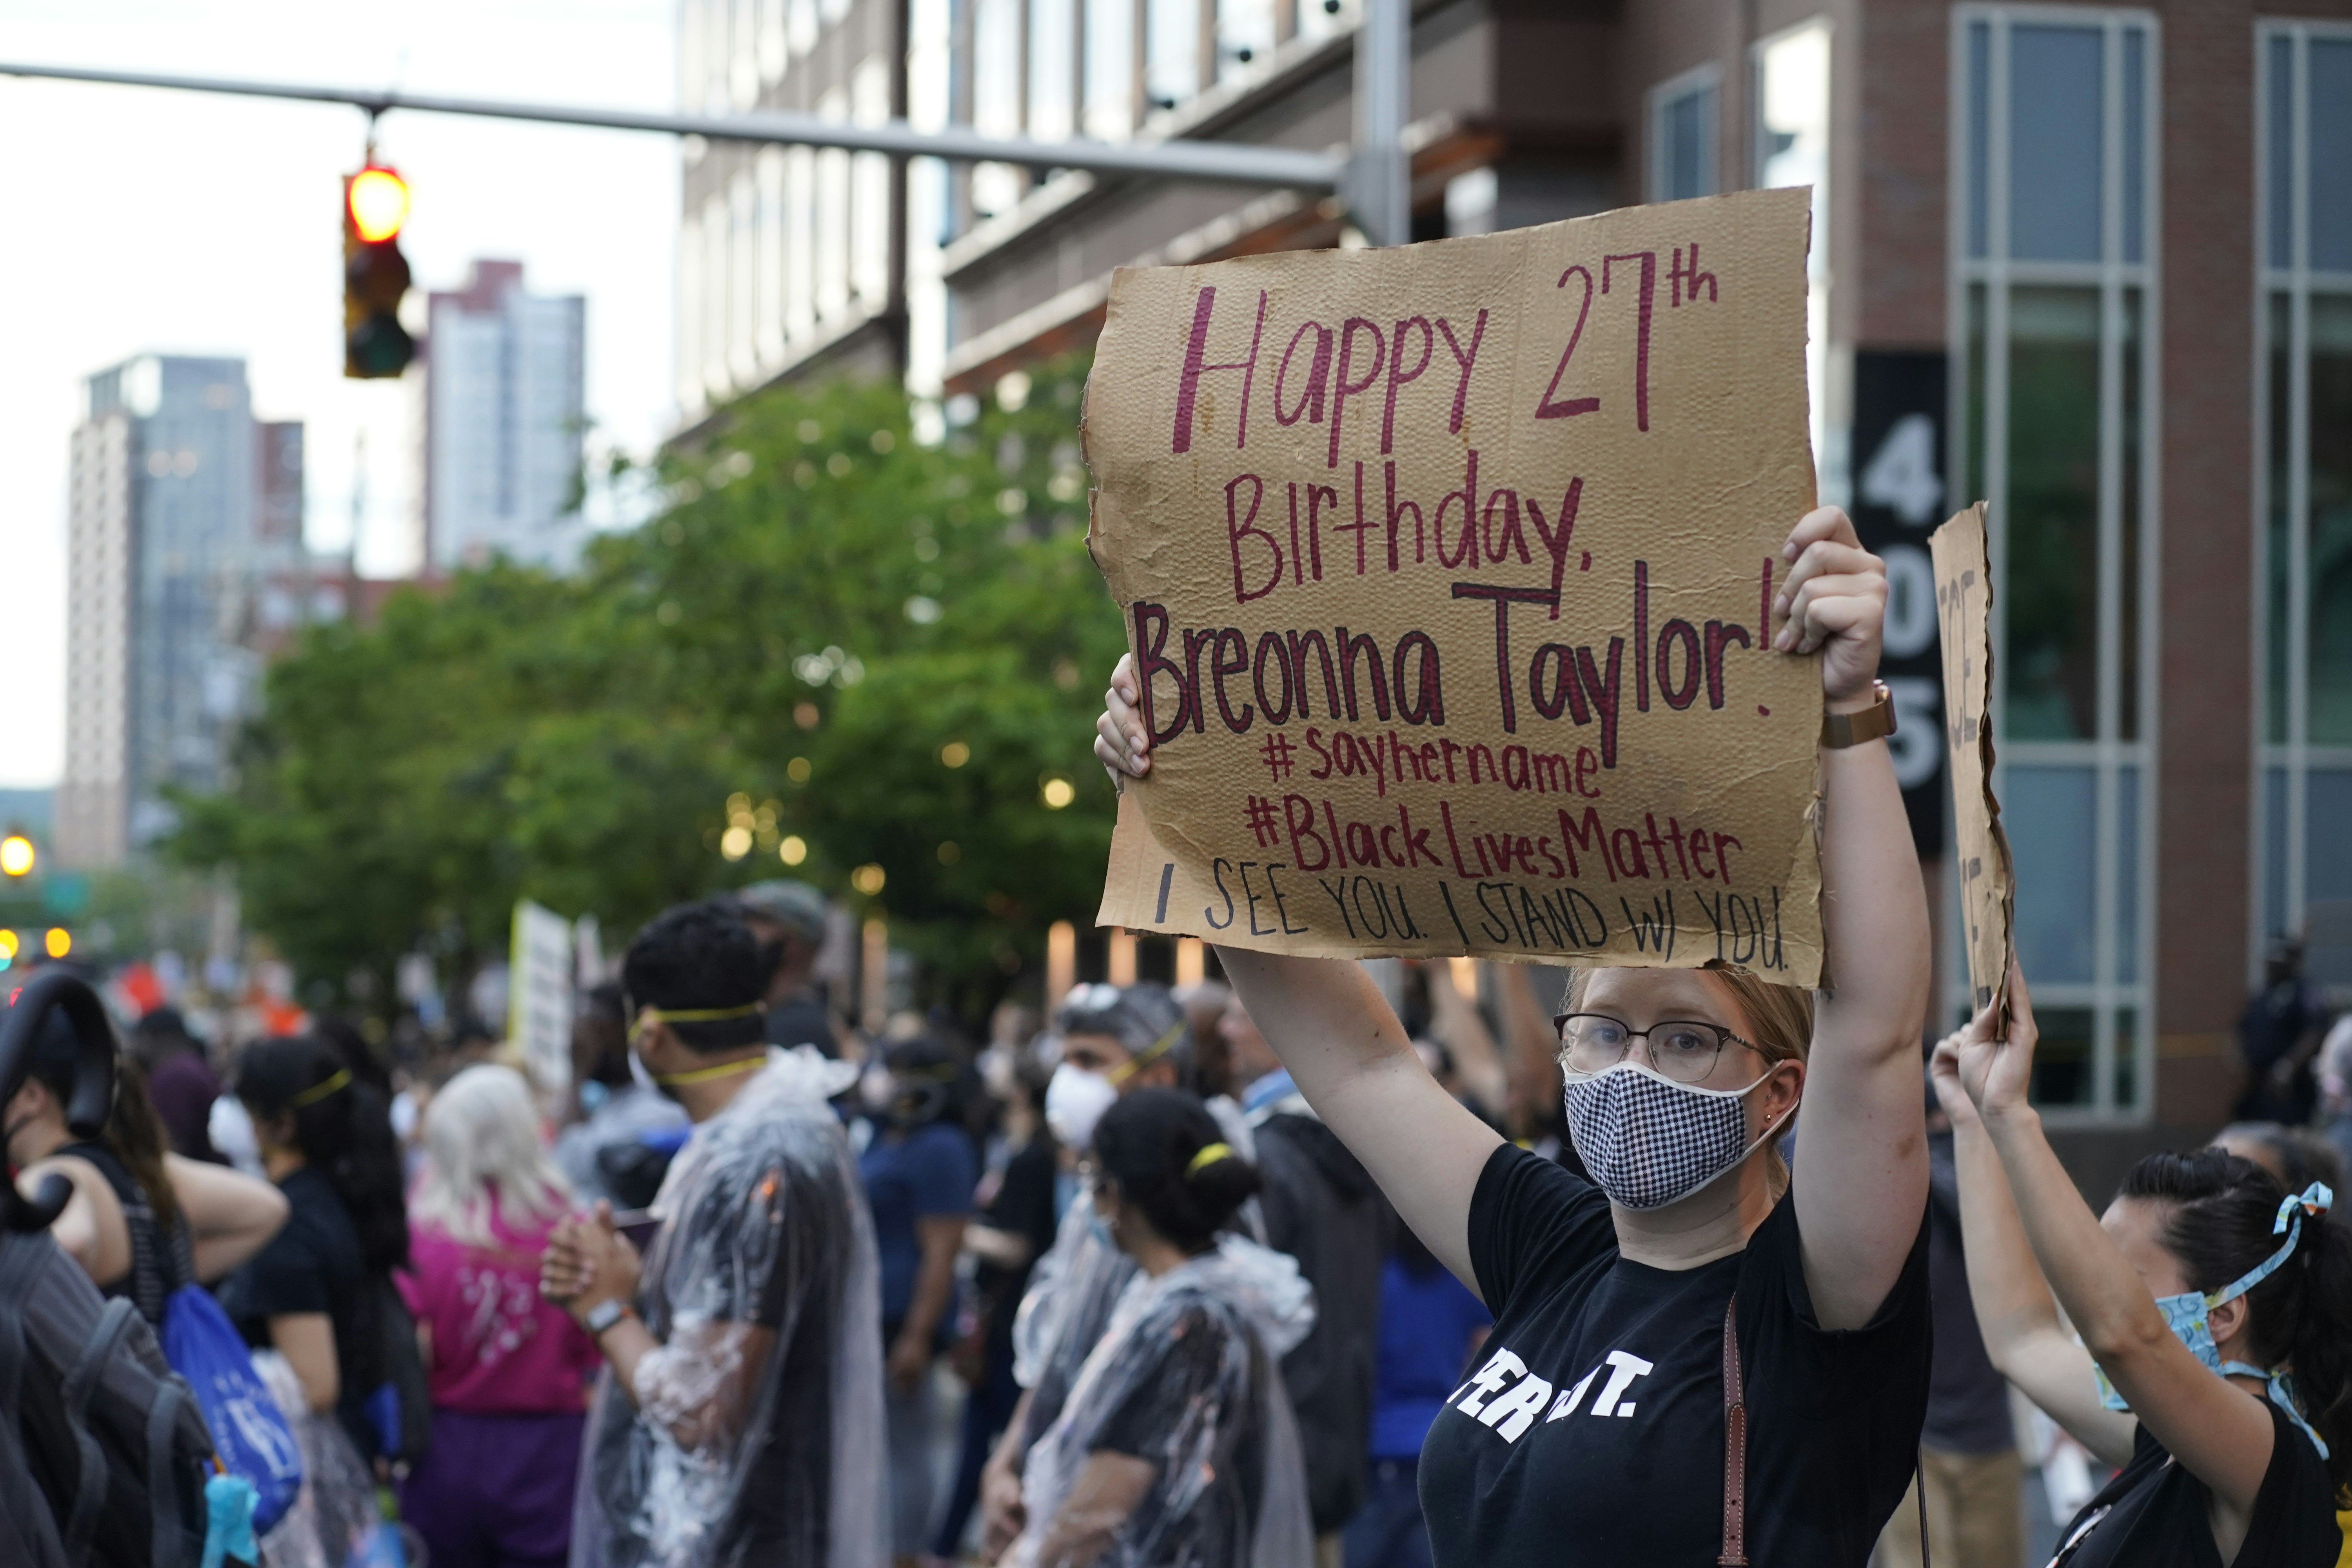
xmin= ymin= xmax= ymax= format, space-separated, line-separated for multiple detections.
xmin=0 ymin=59 xmax=1348 ymax=194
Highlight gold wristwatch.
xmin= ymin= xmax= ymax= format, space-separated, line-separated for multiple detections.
xmin=1820 ymin=680 xmax=1897 ymax=749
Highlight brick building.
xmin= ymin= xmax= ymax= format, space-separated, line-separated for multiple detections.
xmin=681 ymin=0 xmax=2352 ymax=1167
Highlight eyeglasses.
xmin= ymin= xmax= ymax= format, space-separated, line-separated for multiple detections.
xmin=1553 ymin=1013 xmax=1758 ymax=1085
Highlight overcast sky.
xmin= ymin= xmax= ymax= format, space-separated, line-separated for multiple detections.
xmin=0 ymin=0 xmax=678 ymax=787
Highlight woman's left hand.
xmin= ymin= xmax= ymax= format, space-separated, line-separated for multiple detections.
xmin=1944 ymin=956 xmax=2040 ymax=1122
xmin=1773 ymin=506 xmax=1888 ymax=707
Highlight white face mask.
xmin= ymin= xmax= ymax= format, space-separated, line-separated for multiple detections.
xmin=1563 ymin=1060 xmax=1797 ymax=1211
xmin=1045 ymin=1063 xmax=1119 ymax=1150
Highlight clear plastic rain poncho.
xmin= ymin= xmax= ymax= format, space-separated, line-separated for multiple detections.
xmin=572 ymin=1047 xmax=887 ymax=1568
xmin=1011 ymin=1234 xmax=1316 ymax=1568
xmin=251 ymin=1350 xmax=406 ymax=1568
xmin=1011 ymin=1102 xmax=1262 ymax=1433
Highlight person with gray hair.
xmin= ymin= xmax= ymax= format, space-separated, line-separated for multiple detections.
xmin=733 ymin=880 xmax=841 ymax=1056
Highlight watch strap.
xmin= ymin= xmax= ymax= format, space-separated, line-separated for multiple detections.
xmin=1820 ymin=681 xmax=1896 ymax=749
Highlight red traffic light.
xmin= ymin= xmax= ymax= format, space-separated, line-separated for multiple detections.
xmin=346 ymin=165 xmax=410 ymax=243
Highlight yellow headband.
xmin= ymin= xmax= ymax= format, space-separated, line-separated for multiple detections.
xmin=1109 ymin=1023 xmax=1187 ymax=1085
xmin=1185 ymin=1141 xmax=1234 ymax=1178
xmin=630 ymin=1002 xmax=764 ymax=1043
xmin=289 ymin=1068 xmax=351 ymax=1109
xmin=651 ymin=1053 xmax=769 ymax=1087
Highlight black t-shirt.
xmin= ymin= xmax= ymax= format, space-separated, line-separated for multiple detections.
xmin=220 ymin=1165 xmax=383 ymax=1453
xmin=2053 ymin=1401 xmax=2341 ymax=1568
xmin=979 ymin=1139 xmax=1062 ymax=1363
xmin=1094 ymin=1301 xmax=1270 ymax=1566
xmin=1418 ymin=1145 xmax=1931 ymax=1567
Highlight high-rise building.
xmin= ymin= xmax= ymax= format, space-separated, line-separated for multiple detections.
xmin=58 ymin=356 xmax=304 ymax=868
xmin=679 ymin=0 xmax=2352 ymax=1160
xmin=422 ymin=260 xmax=588 ymax=573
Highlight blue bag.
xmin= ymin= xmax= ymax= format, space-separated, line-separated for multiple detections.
xmin=160 ymin=1283 xmax=303 ymax=1536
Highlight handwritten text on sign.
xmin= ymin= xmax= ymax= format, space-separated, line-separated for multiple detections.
xmin=1089 ymin=189 xmax=1826 ymax=982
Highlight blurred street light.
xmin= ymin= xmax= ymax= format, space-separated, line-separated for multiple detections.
xmin=0 ymin=835 xmax=32 ymax=877
xmin=43 ymin=929 xmax=70 ymax=959
xmin=779 ymin=835 xmax=808 ymax=866
xmin=1040 ymin=777 xmax=1075 ymax=809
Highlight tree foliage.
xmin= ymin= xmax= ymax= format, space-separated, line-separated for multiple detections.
xmin=171 ymin=360 xmax=1124 ymax=1019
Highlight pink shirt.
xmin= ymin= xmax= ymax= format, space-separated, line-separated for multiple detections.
xmin=397 ymin=1200 xmax=601 ymax=1414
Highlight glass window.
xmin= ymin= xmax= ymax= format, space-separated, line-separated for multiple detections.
xmin=1755 ymin=21 xmax=1833 ymax=480
xmin=1647 ymin=69 xmax=1718 ymax=203
xmin=2009 ymin=26 xmax=2103 ymax=262
xmin=1953 ymin=9 xmax=2155 ymax=1117
xmin=2315 ymin=42 xmax=2352 ymax=272
xmin=1085 ymin=0 xmax=1136 ymax=140
xmin=2257 ymin=23 xmax=2352 ymax=996
xmin=2008 ymin=766 xmax=2097 ymax=985
xmin=1146 ymin=0 xmax=1201 ymax=112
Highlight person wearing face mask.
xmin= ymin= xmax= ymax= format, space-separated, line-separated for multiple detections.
xmin=1094 ymin=505 xmax=1935 ymax=1566
xmin=541 ymin=899 xmax=887 ymax=1568
xmin=1936 ymin=960 xmax=2351 ymax=1566
xmin=1008 ymin=1088 xmax=1314 ymax=1568
xmin=980 ymin=984 xmax=1187 ymax=1557
xmin=734 ymin=880 xmax=844 ymax=1057
xmin=855 ymin=1037 xmax=978 ymax=1568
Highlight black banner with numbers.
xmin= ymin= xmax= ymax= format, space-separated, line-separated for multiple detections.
xmin=1850 ymin=350 xmax=1948 ymax=858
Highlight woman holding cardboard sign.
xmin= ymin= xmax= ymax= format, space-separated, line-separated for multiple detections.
xmin=1094 ymin=505 xmax=1933 ymax=1566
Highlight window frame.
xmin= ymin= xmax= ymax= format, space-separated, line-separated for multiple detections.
xmin=2251 ymin=18 xmax=2352 ymax=999
xmin=1645 ymin=62 xmax=1722 ymax=206
xmin=1948 ymin=4 xmax=2163 ymax=1124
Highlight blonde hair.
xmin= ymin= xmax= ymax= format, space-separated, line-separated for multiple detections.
xmin=1563 ymin=966 xmax=1815 ymax=1191
xmin=409 ymin=1064 xmax=574 ymax=1250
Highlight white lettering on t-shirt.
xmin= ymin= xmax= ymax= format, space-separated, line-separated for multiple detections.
xmin=1454 ymin=1347 xmax=1527 ymax=1417
xmin=1476 ymin=1371 xmax=1555 ymax=1441
xmin=1546 ymin=1367 xmax=1600 ymax=1422
xmin=1587 ymin=1350 xmax=1655 ymax=1418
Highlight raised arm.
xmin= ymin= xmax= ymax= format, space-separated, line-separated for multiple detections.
xmin=1952 ymin=962 xmax=2276 ymax=1520
xmin=169 ymin=1152 xmax=290 ymax=1282
xmin=1930 ymin=1029 xmax=2136 ymax=1466
xmin=1424 ymin=961 xmax=1509 ymax=1120
xmin=1775 ymin=507 xmax=1934 ymax=1330
xmin=1099 ymin=656 xmax=1501 ymax=1288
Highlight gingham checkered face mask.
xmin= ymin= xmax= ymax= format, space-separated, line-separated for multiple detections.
xmin=1563 ymin=1061 xmax=1798 ymax=1211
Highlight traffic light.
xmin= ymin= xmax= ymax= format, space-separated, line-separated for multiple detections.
xmin=343 ymin=162 xmax=415 ymax=379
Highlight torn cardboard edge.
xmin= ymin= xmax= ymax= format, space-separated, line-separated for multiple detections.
xmin=1929 ymin=503 xmax=2015 ymax=1030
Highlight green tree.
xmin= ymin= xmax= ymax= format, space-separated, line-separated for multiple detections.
xmin=171 ymin=359 xmax=1124 ymax=1024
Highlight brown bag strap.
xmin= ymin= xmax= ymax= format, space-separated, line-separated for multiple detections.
xmin=1719 ymin=1292 xmax=1748 ymax=1566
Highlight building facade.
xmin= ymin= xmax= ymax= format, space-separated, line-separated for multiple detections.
xmin=422 ymin=260 xmax=590 ymax=573
xmin=677 ymin=0 xmax=2352 ymax=1155
xmin=58 ymin=356 xmax=306 ymax=868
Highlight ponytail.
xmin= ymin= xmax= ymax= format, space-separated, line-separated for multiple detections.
xmin=238 ymin=1035 xmax=410 ymax=1274
xmin=2122 ymin=1148 xmax=2352 ymax=1498
xmin=2287 ymin=1207 xmax=2352 ymax=1499
xmin=1094 ymin=1088 xmax=1262 ymax=1252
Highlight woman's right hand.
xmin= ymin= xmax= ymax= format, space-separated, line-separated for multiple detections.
xmin=1094 ymin=655 xmax=1149 ymax=786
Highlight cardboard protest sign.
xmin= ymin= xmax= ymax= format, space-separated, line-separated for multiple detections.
xmin=1928 ymin=505 xmax=2013 ymax=1020
xmin=1085 ymin=187 xmax=1827 ymax=981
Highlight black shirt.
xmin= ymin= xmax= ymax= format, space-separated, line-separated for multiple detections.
xmin=1094 ymin=1300 xmax=1272 ymax=1567
xmin=220 ymin=1165 xmax=383 ymax=1455
xmin=1418 ymin=1145 xmax=1931 ymax=1567
xmin=58 ymin=1139 xmax=194 ymax=1328
xmin=2053 ymin=1400 xmax=2341 ymax=1568
xmin=978 ymin=1138 xmax=1062 ymax=1366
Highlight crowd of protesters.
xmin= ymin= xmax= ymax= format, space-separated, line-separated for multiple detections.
xmin=7 ymin=507 xmax=2352 ymax=1568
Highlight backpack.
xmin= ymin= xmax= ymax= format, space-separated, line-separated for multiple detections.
xmin=160 ymin=1280 xmax=304 ymax=1534
xmin=0 ymin=1227 xmax=216 ymax=1567
xmin=365 ymin=1274 xmax=434 ymax=1465
xmin=1 ymin=968 xmax=223 ymax=1567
